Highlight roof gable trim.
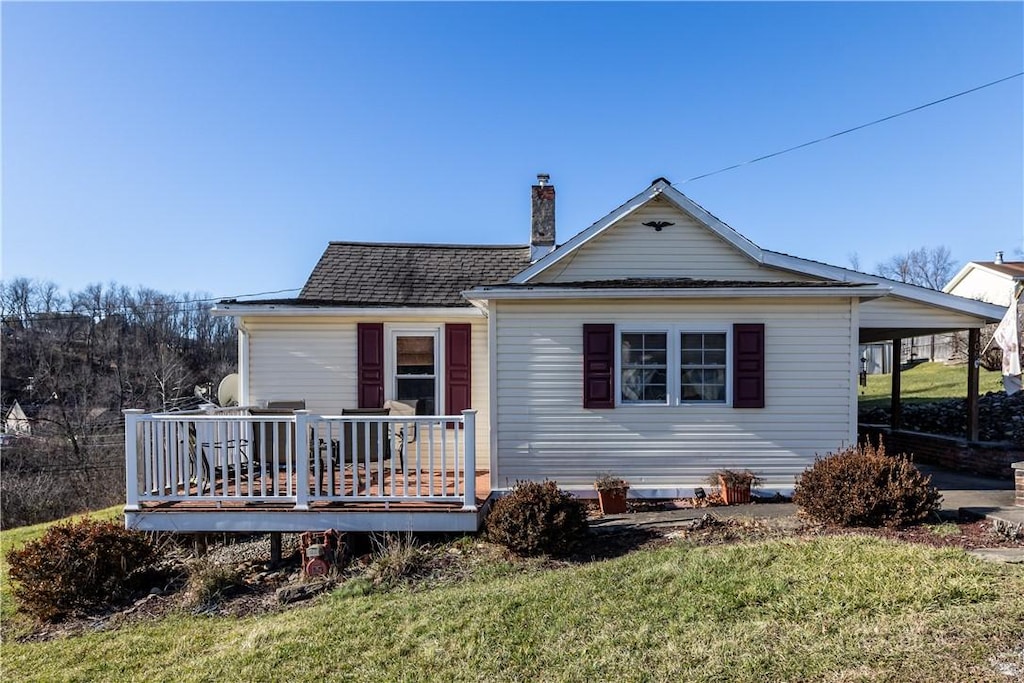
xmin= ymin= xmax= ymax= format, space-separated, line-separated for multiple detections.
xmin=763 ymin=251 xmax=1006 ymax=322
xmin=511 ymin=179 xmax=765 ymax=284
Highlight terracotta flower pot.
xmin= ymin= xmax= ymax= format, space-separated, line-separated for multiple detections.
xmin=597 ymin=487 xmax=629 ymax=515
xmin=719 ymin=479 xmax=752 ymax=505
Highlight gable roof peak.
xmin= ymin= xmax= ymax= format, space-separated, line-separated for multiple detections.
xmin=511 ymin=179 xmax=764 ymax=284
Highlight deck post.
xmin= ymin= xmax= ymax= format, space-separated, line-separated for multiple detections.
xmin=967 ymin=328 xmax=980 ymax=442
xmin=461 ymin=409 xmax=477 ymax=511
xmin=294 ymin=410 xmax=311 ymax=510
xmin=123 ymin=409 xmax=144 ymax=512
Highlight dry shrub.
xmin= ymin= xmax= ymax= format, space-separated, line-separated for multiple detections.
xmin=181 ymin=557 xmax=244 ymax=609
xmin=485 ymin=481 xmax=588 ymax=557
xmin=6 ymin=518 xmax=156 ymax=621
xmin=367 ymin=533 xmax=429 ymax=586
xmin=793 ymin=440 xmax=941 ymax=528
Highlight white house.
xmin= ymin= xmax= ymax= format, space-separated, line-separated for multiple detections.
xmin=944 ymin=256 xmax=1024 ymax=306
xmin=123 ymin=176 xmax=1004 ymax=532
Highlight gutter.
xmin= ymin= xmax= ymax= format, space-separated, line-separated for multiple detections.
xmin=211 ymin=305 xmax=485 ymax=318
xmin=463 ymin=285 xmax=891 ymax=303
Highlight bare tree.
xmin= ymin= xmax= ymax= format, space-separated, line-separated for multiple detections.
xmin=876 ymin=246 xmax=955 ymax=290
xmin=1 ymin=279 xmax=237 ymax=528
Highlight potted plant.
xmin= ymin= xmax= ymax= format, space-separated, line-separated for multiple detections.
xmin=594 ymin=473 xmax=630 ymax=515
xmin=706 ymin=469 xmax=763 ymax=505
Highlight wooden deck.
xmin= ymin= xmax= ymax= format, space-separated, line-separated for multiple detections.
xmin=126 ymin=468 xmax=491 ymax=533
xmin=125 ymin=410 xmax=486 ymax=532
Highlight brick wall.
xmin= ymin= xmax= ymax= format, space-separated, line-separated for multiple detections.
xmin=859 ymin=424 xmax=1022 ymax=480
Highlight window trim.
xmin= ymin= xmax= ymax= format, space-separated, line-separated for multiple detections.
xmin=384 ymin=325 xmax=445 ymax=414
xmin=614 ymin=324 xmax=732 ymax=407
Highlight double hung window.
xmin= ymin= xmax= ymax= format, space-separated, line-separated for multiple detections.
xmin=388 ymin=328 xmax=440 ymax=415
xmin=619 ymin=327 xmax=729 ymax=405
xmin=680 ymin=333 xmax=727 ymax=402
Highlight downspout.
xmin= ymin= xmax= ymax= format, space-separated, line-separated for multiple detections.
xmin=237 ymin=319 xmax=251 ymax=406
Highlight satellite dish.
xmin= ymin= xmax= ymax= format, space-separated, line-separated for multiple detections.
xmin=217 ymin=374 xmax=240 ymax=407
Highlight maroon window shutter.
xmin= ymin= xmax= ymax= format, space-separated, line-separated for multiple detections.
xmin=583 ymin=324 xmax=615 ymax=409
xmin=357 ymin=323 xmax=384 ymax=408
xmin=733 ymin=323 xmax=765 ymax=408
xmin=445 ymin=323 xmax=472 ymax=416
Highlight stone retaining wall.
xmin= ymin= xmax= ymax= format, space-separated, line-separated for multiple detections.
xmin=859 ymin=424 xmax=1022 ymax=480
xmin=1015 ymin=462 xmax=1024 ymax=508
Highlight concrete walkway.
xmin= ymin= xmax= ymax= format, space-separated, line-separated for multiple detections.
xmin=591 ymin=463 xmax=1023 ymax=535
xmin=916 ymin=464 xmax=1024 ymax=529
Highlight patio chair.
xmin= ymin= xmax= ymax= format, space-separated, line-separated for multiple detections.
xmin=249 ymin=400 xmax=305 ymax=470
xmin=383 ymin=399 xmax=425 ymax=469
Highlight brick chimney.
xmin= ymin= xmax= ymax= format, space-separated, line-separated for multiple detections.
xmin=531 ymin=174 xmax=555 ymax=261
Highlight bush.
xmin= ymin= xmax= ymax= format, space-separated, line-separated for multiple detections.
xmin=6 ymin=518 xmax=157 ymax=621
xmin=181 ymin=557 xmax=244 ymax=609
xmin=485 ymin=481 xmax=588 ymax=556
xmin=367 ymin=533 xmax=429 ymax=586
xmin=793 ymin=441 xmax=941 ymax=528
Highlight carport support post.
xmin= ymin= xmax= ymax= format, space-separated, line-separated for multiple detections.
xmin=890 ymin=337 xmax=902 ymax=430
xmin=967 ymin=328 xmax=980 ymax=442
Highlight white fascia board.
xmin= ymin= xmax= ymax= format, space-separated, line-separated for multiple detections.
xmin=211 ymin=305 xmax=484 ymax=318
xmin=942 ymin=262 xmax=977 ymax=293
xmin=659 ymin=184 xmax=763 ymax=262
xmin=762 ymin=251 xmax=1006 ymax=322
xmin=464 ymin=285 xmax=889 ymax=302
xmin=511 ymin=179 xmax=765 ymax=284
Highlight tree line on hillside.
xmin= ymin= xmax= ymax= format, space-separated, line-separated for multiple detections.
xmin=1 ymin=279 xmax=237 ymax=528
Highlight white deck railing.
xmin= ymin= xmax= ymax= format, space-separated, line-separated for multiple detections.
xmin=123 ymin=408 xmax=477 ymax=512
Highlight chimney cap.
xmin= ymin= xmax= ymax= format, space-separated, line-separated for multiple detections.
xmin=536 ymin=173 xmax=550 ymax=187
xmin=995 ymin=250 xmax=1005 ymax=264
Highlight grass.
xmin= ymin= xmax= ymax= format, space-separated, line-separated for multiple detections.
xmin=859 ymin=361 xmax=1002 ymax=409
xmin=3 ymin=514 xmax=1024 ymax=681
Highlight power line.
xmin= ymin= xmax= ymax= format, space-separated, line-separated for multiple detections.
xmin=3 ymin=287 xmax=302 ymax=321
xmin=682 ymin=72 xmax=1024 ymax=184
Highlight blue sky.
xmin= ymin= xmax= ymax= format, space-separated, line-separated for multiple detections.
xmin=3 ymin=1 xmax=1022 ymax=299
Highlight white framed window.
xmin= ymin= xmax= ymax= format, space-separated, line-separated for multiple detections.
xmin=680 ymin=332 xmax=727 ymax=402
xmin=385 ymin=326 xmax=443 ymax=415
xmin=620 ymin=332 xmax=668 ymax=403
xmin=617 ymin=325 xmax=730 ymax=406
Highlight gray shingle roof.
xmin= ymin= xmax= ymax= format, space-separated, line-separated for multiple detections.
xmin=299 ymin=242 xmax=533 ymax=307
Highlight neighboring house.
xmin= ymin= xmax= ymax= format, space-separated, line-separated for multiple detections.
xmin=3 ymin=400 xmax=38 ymax=437
xmin=125 ymin=176 xmax=1004 ymax=532
xmin=860 ymin=256 xmax=1024 ymax=372
xmin=944 ymin=256 xmax=1024 ymax=306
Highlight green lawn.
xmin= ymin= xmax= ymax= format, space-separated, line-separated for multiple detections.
xmin=859 ymin=361 xmax=1002 ymax=408
xmin=3 ymin=513 xmax=1023 ymax=681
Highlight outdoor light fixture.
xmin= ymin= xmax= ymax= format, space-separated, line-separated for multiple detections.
xmin=693 ymin=487 xmax=707 ymax=500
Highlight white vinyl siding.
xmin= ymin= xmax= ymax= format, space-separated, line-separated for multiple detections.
xmin=491 ymin=298 xmax=856 ymax=493
xmin=859 ymin=296 xmax=985 ymax=331
xmin=243 ymin=315 xmax=491 ymax=467
xmin=532 ymin=201 xmax=818 ymax=284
